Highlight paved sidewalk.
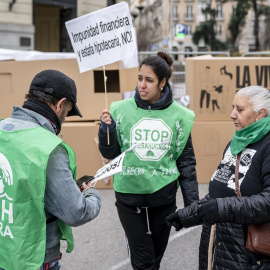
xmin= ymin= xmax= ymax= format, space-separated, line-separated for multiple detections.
xmin=60 ymin=184 xmax=208 ymax=270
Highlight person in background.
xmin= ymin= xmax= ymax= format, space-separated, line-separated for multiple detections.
xmin=166 ymin=85 xmax=270 ymax=269
xmin=0 ymin=69 xmax=101 ymax=270
xmin=98 ymin=52 xmax=199 ymax=270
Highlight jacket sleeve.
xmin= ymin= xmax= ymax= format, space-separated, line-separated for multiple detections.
xmin=177 ymin=194 xmax=210 ymax=228
xmin=177 ymin=134 xmax=199 ymax=206
xmin=98 ymin=127 xmax=121 ymax=160
xmin=217 ymin=143 xmax=270 ymax=225
xmin=217 ymin=190 xmax=270 ymax=225
xmin=45 ymin=145 xmax=101 ymax=227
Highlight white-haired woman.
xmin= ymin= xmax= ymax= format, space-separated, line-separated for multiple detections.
xmin=166 ymin=86 xmax=270 ymax=269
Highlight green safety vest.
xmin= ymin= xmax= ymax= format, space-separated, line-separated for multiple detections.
xmin=0 ymin=126 xmax=76 ymax=270
xmin=110 ymin=98 xmax=195 ymax=194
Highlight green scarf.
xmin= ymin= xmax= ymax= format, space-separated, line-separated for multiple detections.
xmin=230 ymin=116 xmax=270 ymax=156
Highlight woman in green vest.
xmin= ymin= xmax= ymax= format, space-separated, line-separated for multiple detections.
xmin=98 ymin=52 xmax=199 ymax=270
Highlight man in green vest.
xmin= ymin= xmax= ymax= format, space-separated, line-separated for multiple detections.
xmin=0 ymin=69 xmax=101 ymax=270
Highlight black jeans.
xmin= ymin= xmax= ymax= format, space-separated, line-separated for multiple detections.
xmin=116 ymin=200 xmax=176 ymax=270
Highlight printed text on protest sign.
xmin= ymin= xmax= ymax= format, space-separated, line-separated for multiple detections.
xmin=66 ymin=2 xmax=138 ymax=72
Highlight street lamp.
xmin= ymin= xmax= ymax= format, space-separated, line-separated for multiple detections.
xmin=136 ymin=5 xmax=144 ymax=50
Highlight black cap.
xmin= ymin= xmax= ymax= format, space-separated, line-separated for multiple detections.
xmin=29 ymin=69 xmax=82 ymax=117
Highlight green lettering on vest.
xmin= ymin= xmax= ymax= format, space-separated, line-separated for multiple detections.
xmin=110 ymin=98 xmax=195 ymax=194
xmin=0 ymin=126 xmax=76 ymax=270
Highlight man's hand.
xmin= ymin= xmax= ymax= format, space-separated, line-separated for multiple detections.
xmin=81 ymin=182 xmax=91 ymax=191
xmin=77 ymin=175 xmax=94 ymax=192
xmin=166 ymin=212 xmax=183 ymax=231
xmin=197 ymin=199 xmax=219 ymax=225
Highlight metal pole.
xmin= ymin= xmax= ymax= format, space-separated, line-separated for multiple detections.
xmin=138 ymin=51 xmax=230 ymax=57
xmin=241 ymin=51 xmax=270 ymax=57
xmin=170 ymin=0 xmax=173 ymax=51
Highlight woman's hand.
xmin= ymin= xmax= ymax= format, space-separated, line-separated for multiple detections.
xmin=101 ymin=109 xmax=112 ymax=125
xmin=197 ymin=199 xmax=219 ymax=225
xmin=166 ymin=212 xmax=183 ymax=231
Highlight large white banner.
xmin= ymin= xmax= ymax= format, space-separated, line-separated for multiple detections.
xmin=65 ymin=2 xmax=138 ymax=73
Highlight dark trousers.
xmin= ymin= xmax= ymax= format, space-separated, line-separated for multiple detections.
xmin=116 ymin=200 xmax=176 ymax=270
xmin=200 ymin=90 xmax=210 ymax=108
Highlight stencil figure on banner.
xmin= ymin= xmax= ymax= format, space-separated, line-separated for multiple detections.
xmin=98 ymin=51 xmax=199 ymax=270
xmin=166 ymin=86 xmax=270 ymax=270
xmin=0 ymin=69 xmax=101 ymax=270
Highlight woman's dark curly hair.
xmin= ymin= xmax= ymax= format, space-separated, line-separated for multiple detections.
xmin=139 ymin=51 xmax=173 ymax=85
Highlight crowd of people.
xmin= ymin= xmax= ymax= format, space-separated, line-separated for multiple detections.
xmin=0 ymin=51 xmax=270 ymax=270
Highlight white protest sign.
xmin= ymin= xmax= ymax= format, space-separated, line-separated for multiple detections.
xmin=65 ymin=2 xmax=138 ymax=73
xmin=91 ymin=142 xmax=140 ymax=185
xmin=93 ymin=152 xmax=125 ymax=183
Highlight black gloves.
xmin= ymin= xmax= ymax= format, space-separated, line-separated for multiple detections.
xmin=197 ymin=199 xmax=219 ymax=225
xmin=167 ymin=199 xmax=220 ymax=230
xmin=166 ymin=212 xmax=183 ymax=231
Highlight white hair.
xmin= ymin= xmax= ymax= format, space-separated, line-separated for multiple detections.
xmin=236 ymin=86 xmax=270 ymax=115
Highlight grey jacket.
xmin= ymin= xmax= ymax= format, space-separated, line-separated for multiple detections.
xmin=0 ymin=106 xmax=101 ymax=263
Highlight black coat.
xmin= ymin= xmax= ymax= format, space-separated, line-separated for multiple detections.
xmin=178 ymin=132 xmax=270 ymax=270
xmin=98 ymin=85 xmax=199 ymax=207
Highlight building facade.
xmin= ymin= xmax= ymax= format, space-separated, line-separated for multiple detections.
xmin=0 ymin=0 xmax=269 ymax=53
xmin=0 ymin=0 xmax=108 ymax=52
xmin=129 ymin=0 xmax=270 ymax=54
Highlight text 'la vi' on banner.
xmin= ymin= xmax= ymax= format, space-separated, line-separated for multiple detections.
xmin=65 ymin=2 xmax=138 ymax=73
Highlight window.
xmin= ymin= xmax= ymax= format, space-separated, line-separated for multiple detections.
xmin=186 ymin=5 xmax=193 ymax=19
xmin=198 ymin=2 xmax=207 ymax=15
xmin=159 ymin=6 xmax=163 ymax=19
xmin=216 ymin=5 xmax=223 ymax=19
xmin=216 ymin=25 xmax=222 ymax=36
xmin=232 ymin=5 xmax=236 ymax=16
xmin=186 ymin=25 xmax=192 ymax=35
xmin=173 ymin=5 xmax=179 ymax=20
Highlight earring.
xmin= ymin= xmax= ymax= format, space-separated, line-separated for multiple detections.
xmin=161 ymin=88 xmax=163 ymax=91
